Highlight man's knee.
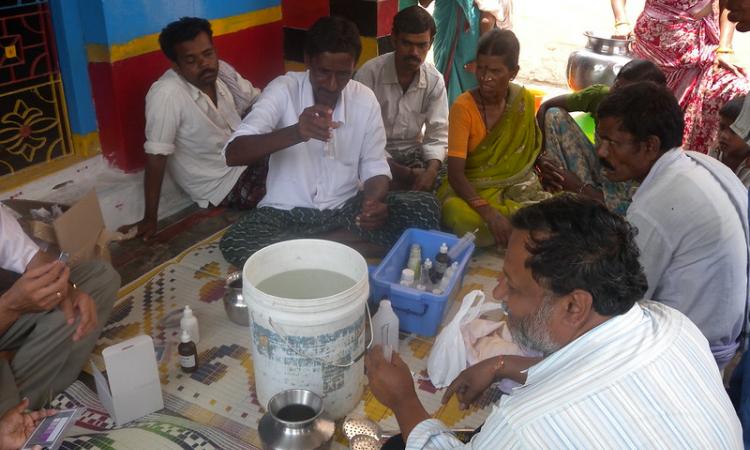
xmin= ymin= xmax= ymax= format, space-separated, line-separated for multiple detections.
xmin=70 ymin=260 xmax=120 ymax=318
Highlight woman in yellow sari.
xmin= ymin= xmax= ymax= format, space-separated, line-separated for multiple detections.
xmin=438 ymin=29 xmax=549 ymax=247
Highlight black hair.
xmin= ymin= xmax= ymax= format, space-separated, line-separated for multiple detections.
xmin=476 ymin=29 xmax=520 ymax=69
xmin=159 ymin=17 xmax=213 ymax=62
xmin=511 ymin=194 xmax=648 ymax=316
xmin=616 ymin=59 xmax=667 ymax=86
xmin=720 ymin=95 xmax=746 ymax=122
xmin=392 ymin=6 xmax=436 ymax=39
xmin=597 ymin=81 xmax=684 ymax=152
xmin=305 ymin=16 xmax=362 ymax=61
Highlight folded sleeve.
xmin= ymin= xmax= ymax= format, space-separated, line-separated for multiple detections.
xmin=144 ymin=82 xmax=181 ymax=156
xmin=0 ymin=206 xmax=39 ymax=274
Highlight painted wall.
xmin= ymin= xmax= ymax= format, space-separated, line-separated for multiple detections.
xmin=50 ymin=0 xmax=284 ymax=172
xmin=281 ymin=0 xmax=398 ymax=71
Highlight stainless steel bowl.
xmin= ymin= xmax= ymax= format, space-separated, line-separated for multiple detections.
xmin=223 ymin=272 xmax=249 ymax=326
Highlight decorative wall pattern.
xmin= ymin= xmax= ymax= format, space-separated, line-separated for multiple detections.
xmin=0 ymin=2 xmax=72 ymax=177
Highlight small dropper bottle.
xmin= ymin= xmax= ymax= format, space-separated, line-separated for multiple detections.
xmin=178 ymin=329 xmax=198 ymax=373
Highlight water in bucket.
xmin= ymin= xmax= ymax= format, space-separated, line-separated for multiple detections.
xmin=256 ymin=269 xmax=356 ymax=299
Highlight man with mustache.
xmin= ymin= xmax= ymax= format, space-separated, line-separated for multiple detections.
xmin=123 ymin=17 xmax=264 ymax=241
xmin=535 ymin=59 xmax=666 ymax=214
xmin=354 ymin=6 xmax=448 ymax=192
xmin=366 ymin=194 xmax=742 ymax=448
xmin=219 ymin=16 xmax=440 ymax=268
xmin=597 ymin=81 xmax=748 ymax=369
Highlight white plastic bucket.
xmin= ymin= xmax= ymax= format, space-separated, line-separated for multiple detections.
xmin=243 ymin=239 xmax=368 ymax=419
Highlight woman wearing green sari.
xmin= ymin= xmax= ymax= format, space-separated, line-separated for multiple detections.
xmin=438 ymin=29 xmax=550 ymax=247
xmin=421 ymin=0 xmax=513 ymax=104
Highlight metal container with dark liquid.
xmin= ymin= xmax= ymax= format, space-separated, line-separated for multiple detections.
xmin=566 ymin=32 xmax=632 ymax=91
xmin=258 ymin=389 xmax=335 ymax=450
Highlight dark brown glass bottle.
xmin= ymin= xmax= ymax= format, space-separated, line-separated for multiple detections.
xmin=178 ymin=329 xmax=198 ymax=373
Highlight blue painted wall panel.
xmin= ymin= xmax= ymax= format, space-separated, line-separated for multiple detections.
xmin=81 ymin=0 xmax=280 ymax=46
xmin=50 ymin=0 xmax=98 ymax=134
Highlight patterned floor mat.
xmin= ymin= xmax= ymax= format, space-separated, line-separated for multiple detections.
xmin=68 ymin=231 xmax=506 ymax=448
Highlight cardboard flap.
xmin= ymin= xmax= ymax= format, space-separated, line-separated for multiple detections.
xmin=52 ymin=190 xmax=103 ymax=256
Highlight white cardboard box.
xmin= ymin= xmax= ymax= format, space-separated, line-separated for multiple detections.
xmin=92 ymin=335 xmax=164 ymax=426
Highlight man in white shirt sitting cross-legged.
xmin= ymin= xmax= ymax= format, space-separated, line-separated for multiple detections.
xmin=123 ymin=17 xmax=265 ymax=241
xmin=366 ymin=194 xmax=742 ymax=449
xmin=354 ymin=6 xmax=449 ymax=192
xmin=219 ymin=16 xmax=441 ymax=268
xmin=596 ymin=81 xmax=749 ymax=369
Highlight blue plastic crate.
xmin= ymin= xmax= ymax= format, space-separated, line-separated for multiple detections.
xmin=369 ymin=228 xmax=475 ymax=336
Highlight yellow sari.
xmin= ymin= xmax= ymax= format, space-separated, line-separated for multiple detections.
xmin=438 ymin=83 xmax=550 ymax=247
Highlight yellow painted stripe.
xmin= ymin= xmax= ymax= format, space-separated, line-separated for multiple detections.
xmin=284 ymin=60 xmax=306 ymax=72
xmin=72 ymin=132 xmax=101 ymax=158
xmin=358 ymin=37 xmax=378 ymax=68
xmin=87 ymin=6 xmax=282 ymax=64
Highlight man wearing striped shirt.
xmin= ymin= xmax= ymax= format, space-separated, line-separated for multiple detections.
xmin=366 ymin=194 xmax=742 ymax=449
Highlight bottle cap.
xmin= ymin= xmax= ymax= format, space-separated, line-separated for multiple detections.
xmin=400 ymin=268 xmax=415 ymax=282
xmin=440 ymin=243 xmax=448 ymax=253
xmin=181 ymin=328 xmax=191 ymax=343
xmin=380 ymin=299 xmax=392 ymax=308
xmin=183 ymin=305 xmax=194 ymax=318
xmin=424 ymin=258 xmax=432 ymax=268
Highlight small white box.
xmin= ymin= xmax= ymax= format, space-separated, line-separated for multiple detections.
xmin=92 ymin=335 xmax=164 ymax=426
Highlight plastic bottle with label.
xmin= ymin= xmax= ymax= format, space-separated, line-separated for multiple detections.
xmin=178 ymin=329 xmax=198 ymax=373
xmin=431 ymin=242 xmax=451 ymax=283
xmin=406 ymin=244 xmax=422 ymax=279
xmin=180 ymin=305 xmax=200 ymax=344
xmin=371 ymin=299 xmax=400 ymax=363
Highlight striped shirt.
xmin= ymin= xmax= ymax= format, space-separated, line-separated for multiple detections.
xmin=407 ymin=301 xmax=743 ymax=449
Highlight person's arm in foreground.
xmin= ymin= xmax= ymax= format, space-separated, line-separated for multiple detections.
xmin=0 ymin=398 xmax=57 ymax=450
xmin=442 ymin=355 xmax=542 ymax=409
xmin=0 ymin=250 xmax=97 ymax=342
xmin=225 ymin=104 xmax=334 ymax=167
xmin=366 ymin=347 xmax=431 ymax=441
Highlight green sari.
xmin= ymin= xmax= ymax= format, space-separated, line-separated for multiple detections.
xmin=438 ymin=83 xmax=550 ymax=247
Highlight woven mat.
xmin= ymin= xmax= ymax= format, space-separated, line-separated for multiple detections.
xmin=56 ymin=381 xmax=255 ymax=450
xmin=75 ymin=231 xmax=505 ymax=448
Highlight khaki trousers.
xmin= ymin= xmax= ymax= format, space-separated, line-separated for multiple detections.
xmin=0 ymin=260 xmax=120 ymax=415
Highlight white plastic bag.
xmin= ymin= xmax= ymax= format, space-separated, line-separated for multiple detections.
xmin=426 ymin=290 xmax=503 ymax=388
